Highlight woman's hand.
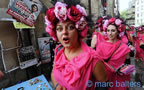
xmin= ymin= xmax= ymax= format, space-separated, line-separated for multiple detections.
xmin=140 ymin=40 xmax=144 ymax=46
xmin=56 ymin=85 xmax=66 ymax=90
xmin=91 ymin=35 xmax=97 ymax=49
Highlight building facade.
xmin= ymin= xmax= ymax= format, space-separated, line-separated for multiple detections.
xmin=135 ymin=0 xmax=144 ymax=26
xmin=127 ymin=0 xmax=136 ymax=25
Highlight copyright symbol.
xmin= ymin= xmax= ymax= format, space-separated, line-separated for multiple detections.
xmin=87 ymin=80 xmax=93 ymax=87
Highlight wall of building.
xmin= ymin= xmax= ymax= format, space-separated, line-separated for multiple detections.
xmin=135 ymin=0 xmax=144 ymax=26
xmin=127 ymin=1 xmax=135 ymax=26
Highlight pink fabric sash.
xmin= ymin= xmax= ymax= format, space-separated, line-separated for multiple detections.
xmin=96 ymin=40 xmax=130 ymax=69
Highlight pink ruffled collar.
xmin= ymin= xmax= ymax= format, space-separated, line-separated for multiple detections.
xmin=54 ymin=41 xmax=93 ymax=86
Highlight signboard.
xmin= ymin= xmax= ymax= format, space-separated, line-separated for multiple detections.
xmin=3 ymin=75 xmax=52 ymax=90
xmin=7 ymin=0 xmax=42 ymax=26
xmin=13 ymin=22 xmax=35 ymax=29
xmin=38 ymin=37 xmax=52 ymax=64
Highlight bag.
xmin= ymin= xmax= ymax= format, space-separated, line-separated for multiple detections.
xmin=116 ymin=64 xmax=135 ymax=76
xmin=105 ymin=63 xmax=135 ymax=76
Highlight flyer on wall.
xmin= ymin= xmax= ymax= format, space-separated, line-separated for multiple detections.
xmin=7 ymin=0 xmax=42 ymax=27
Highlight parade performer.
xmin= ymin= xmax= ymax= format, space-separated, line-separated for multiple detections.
xmin=96 ymin=17 xmax=131 ymax=90
xmin=91 ymin=16 xmax=109 ymax=49
xmin=45 ymin=2 xmax=107 ymax=90
xmin=134 ymin=25 xmax=144 ymax=88
xmin=135 ymin=26 xmax=144 ymax=61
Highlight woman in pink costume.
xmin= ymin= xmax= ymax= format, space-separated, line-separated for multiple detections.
xmin=125 ymin=26 xmax=135 ymax=44
xmin=91 ymin=16 xmax=109 ymax=49
xmin=126 ymin=26 xmax=135 ymax=35
xmin=124 ymin=25 xmax=135 ymax=57
xmin=45 ymin=2 xmax=107 ymax=90
xmin=135 ymin=26 xmax=144 ymax=61
xmin=96 ymin=17 xmax=131 ymax=90
xmin=134 ymin=26 xmax=144 ymax=88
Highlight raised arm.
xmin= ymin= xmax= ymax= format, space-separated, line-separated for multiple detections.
xmin=91 ymin=35 xmax=97 ymax=49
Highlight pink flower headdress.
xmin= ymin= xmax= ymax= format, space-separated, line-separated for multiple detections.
xmin=45 ymin=2 xmax=88 ymax=41
xmin=130 ymin=26 xmax=135 ymax=31
xmin=96 ymin=16 xmax=110 ymax=32
xmin=103 ymin=17 xmax=126 ymax=38
xmin=137 ymin=26 xmax=144 ymax=32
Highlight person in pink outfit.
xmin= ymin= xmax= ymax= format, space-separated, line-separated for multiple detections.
xmin=119 ymin=25 xmax=135 ymax=52
xmin=95 ymin=17 xmax=132 ymax=90
xmin=134 ymin=25 xmax=144 ymax=88
xmin=135 ymin=26 xmax=144 ymax=61
xmin=91 ymin=16 xmax=109 ymax=49
xmin=125 ymin=25 xmax=135 ymax=45
xmin=124 ymin=25 xmax=135 ymax=57
xmin=45 ymin=2 xmax=107 ymax=90
xmin=133 ymin=26 xmax=144 ymax=87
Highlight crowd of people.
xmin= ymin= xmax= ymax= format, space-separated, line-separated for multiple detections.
xmin=45 ymin=1 xmax=144 ymax=90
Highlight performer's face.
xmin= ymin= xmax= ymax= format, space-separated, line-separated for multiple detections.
xmin=56 ymin=20 xmax=79 ymax=48
xmin=107 ymin=25 xmax=118 ymax=41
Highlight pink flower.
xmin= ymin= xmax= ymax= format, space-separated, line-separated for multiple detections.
xmin=96 ymin=17 xmax=103 ymax=24
xmin=80 ymin=26 xmax=88 ymax=38
xmin=46 ymin=26 xmax=57 ymax=41
xmin=46 ymin=7 xmax=56 ymax=23
xmin=119 ymin=32 xmax=125 ymax=37
xmin=109 ymin=18 xmax=116 ymax=24
xmin=67 ymin=6 xmax=82 ymax=22
xmin=45 ymin=16 xmax=52 ymax=26
xmin=98 ymin=23 xmax=101 ymax=27
xmin=45 ymin=16 xmax=57 ymax=41
xmin=137 ymin=26 xmax=143 ymax=31
xmin=103 ymin=20 xmax=109 ymax=31
xmin=76 ymin=5 xmax=87 ymax=16
xmin=118 ymin=24 xmax=125 ymax=32
xmin=104 ymin=31 xmax=107 ymax=35
xmin=54 ymin=2 xmax=67 ymax=22
xmin=115 ymin=19 xmax=122 ymax=26
xmin=75 ymin=16 xmax=87 ymax=30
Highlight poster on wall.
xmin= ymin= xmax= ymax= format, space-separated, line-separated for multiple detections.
xmin=38 ymin=37 xmax=52 ymax=64
xmin=17 ymin=46 xmax=38 ymax=69
xmin=7 ymin=0 xmax=42 ymax=27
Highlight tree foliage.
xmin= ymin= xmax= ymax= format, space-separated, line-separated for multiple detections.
xmin=120 ymin=10 xmax=128 ymax=20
